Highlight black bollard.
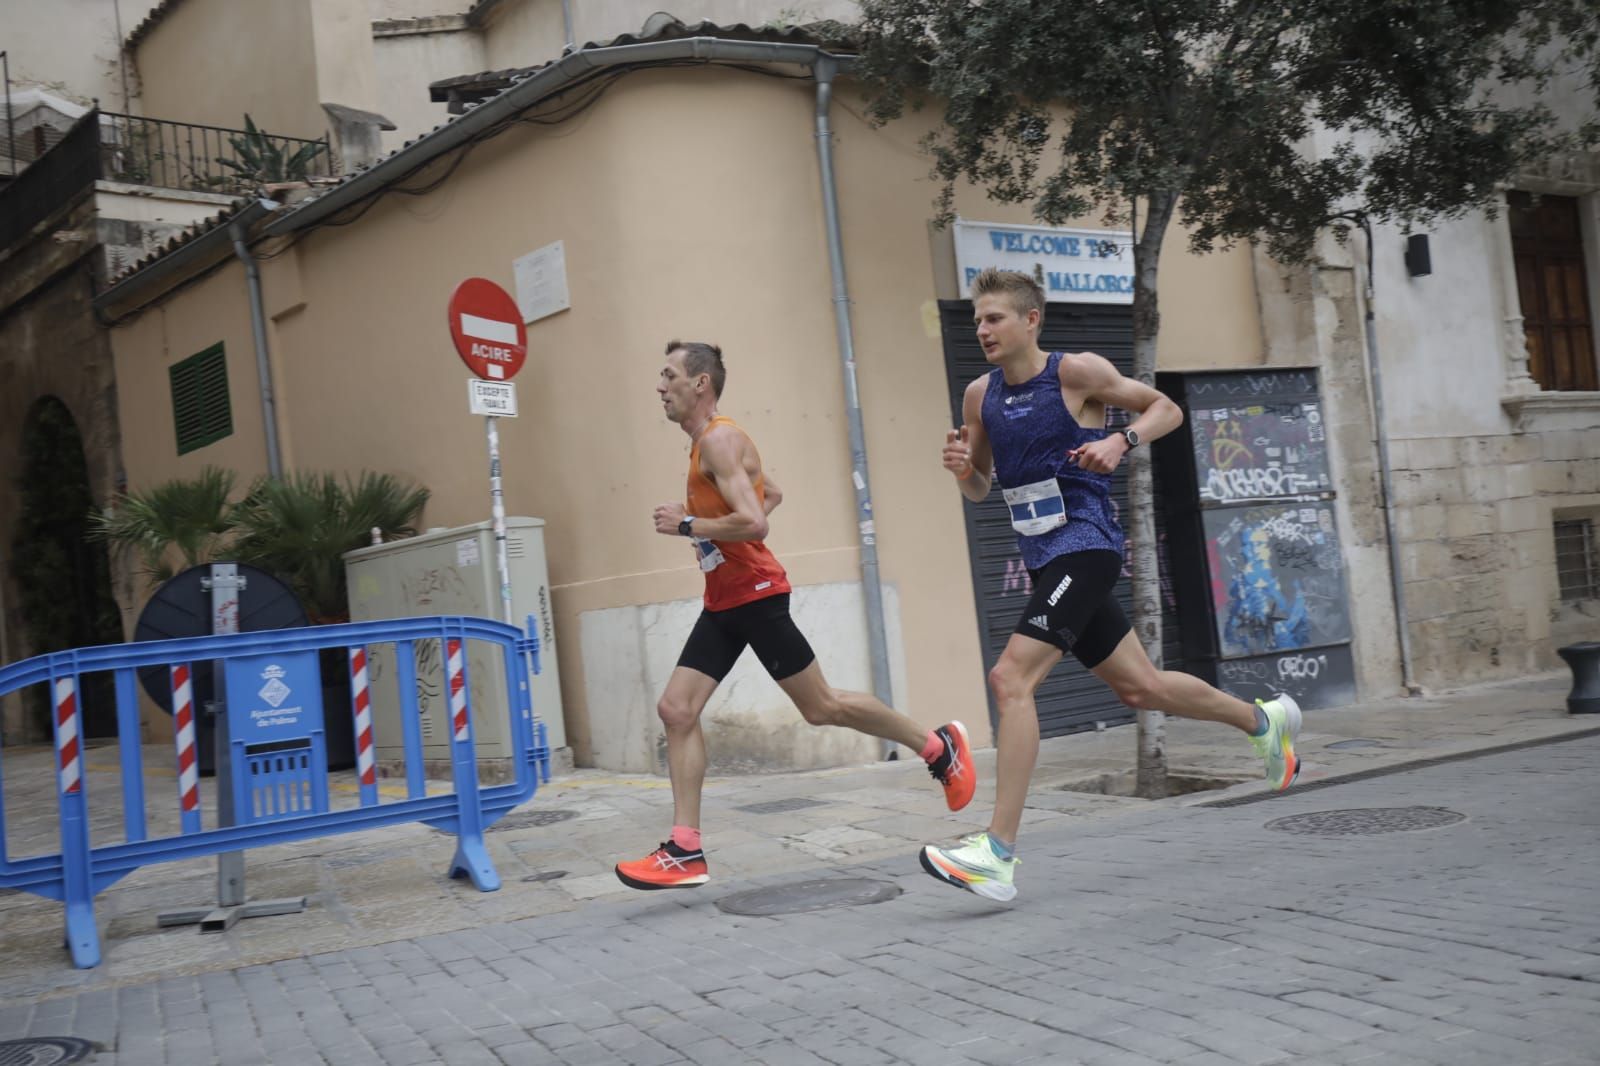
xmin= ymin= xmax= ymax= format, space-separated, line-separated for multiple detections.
xmin=1557 ymin=642 xmax=1600 ymax=715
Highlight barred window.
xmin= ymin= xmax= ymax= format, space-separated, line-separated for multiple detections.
xmin=1509 ymin=192 xmax=1598 ymax=392
xmin=1555 ymin=518 xmax=1600 ymax=602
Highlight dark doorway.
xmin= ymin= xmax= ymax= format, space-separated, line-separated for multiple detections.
xmin=8 ymin=397 xmax=123 ymax=738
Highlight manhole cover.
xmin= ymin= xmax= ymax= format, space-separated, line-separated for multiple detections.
xmin=488 ymin=809 xmax=578 ymax=832
xmin=732 ymin=797 xmax=828 ymax=815
xmin=717 ymin=877 xmax=900 ymax=916
xmin=520 ymin=870 xmax=568 ymax=882
xmin=1325 ymin=738 xmax=1384 ymax=750
xmin=1266 ymin=806 xmax=1466 ymax=836
xmin=0 ymin=1038 xmax=96 ymax=1065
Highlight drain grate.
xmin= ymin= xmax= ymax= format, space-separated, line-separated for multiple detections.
xmin=732 ymin=797 xmax=827 ymax=815
xmin=1266 ymin=806 xmax=1466 ymax=836
xmin=716 ymin=877 xmax=900 ymax=916
xmin=0 ymin=1038 xmax=96 ymax=1065
xmin=488 ymin=809 xmax=578 ymax=832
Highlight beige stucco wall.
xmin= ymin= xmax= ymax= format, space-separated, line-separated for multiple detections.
xmin=479 ymin=0 xmax=567 ymax=71
xmin=310 ymin=0 xmax=382 ymax=117
xmin=373 ymin=23 xmax=485 ymax=150
xmin=133 ymin=0 xmax=326 ymax=142
xmin=106 ymin=65 xmax=1268 ymax=768
xmin=110 ymin=259 xmax=275 ymax=491
xmin=1 ymin=0 xmax=159 ymax=111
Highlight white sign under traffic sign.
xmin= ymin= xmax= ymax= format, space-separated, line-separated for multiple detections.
xmin=468 ymin=379 xmax=518 ymax=418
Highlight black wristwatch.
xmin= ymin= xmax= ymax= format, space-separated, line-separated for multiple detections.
xmin=1121 ymin=428 xmax=1141 ymax=449
xmin=678 ymin=516 xmax=696 ymax=537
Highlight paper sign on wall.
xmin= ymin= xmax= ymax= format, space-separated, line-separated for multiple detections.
xmin=514 ymin=240 xmax=571 ymax=324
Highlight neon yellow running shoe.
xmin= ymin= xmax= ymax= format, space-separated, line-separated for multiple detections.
xmin=919 ymin=833 xmax=1018 ymax=901
xmin=1250 ymin=694 xmax=1302 ymax=791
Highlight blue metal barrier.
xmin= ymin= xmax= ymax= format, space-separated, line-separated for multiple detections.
xmin=0 ymin=615 xmax=550 ymax=969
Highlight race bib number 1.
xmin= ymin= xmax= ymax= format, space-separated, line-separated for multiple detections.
xmin=1002 ymin=478 xmax=1068 ymax=536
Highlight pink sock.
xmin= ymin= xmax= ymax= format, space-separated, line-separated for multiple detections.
xmin=671 ymin=825 xmax=701 ymax=851
xmin=919 ymin=730 xmax=944 ymax=763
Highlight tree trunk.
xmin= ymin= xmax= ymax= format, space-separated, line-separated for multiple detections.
xmin=1131 ymin=188 xmax=1178 ymax=799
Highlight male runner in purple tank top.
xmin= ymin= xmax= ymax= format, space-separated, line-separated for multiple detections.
xmin=920 ymin=268 xmax=1302 ymax=902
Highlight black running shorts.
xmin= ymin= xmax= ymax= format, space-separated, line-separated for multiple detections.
xmin=1012 ymin=549 xmax=1131 ymax=668
xmin=676 ymin=593 xmax=817 ymax=682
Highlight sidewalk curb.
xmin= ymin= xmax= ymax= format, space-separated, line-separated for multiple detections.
xmin=1196 ymin=724 xmax=1600 ymax=809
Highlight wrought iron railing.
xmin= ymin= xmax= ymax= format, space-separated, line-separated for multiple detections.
xmin=0 ymin=106 xmax=101 ymax=249
xmin=98 ymin=112 xmax=330 ymax=196
xmin=0 ymin=110 xmax=332 ymax=252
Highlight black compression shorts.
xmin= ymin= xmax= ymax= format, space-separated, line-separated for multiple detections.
xmin=1012 ymin=549 xmax=1131 ymax=668
xmin=676 ymin=593 xmax=817 ymax=682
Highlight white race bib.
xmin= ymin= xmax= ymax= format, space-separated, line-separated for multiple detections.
xmin=691 ymin=537 xmax=726 ymax=572
xmin=1002 ymin=478 xmax=1068 ymax=536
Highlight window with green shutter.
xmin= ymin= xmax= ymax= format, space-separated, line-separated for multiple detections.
xmin=169 ymin=343 xmax=233 ymax=454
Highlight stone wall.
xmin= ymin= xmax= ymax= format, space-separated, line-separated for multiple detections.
xmin=1391 ymin=426 xmax=1600 ymax=688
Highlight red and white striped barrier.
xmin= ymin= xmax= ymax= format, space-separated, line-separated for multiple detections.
xmin=171 ymin=664 xmax=200 ymax=819
xmin=447 ymin=638 xmax=469 ymax=742
xmin=349 ymin=647 xmax=376 ymax=796
xmin=55 ymin=678 xmax=81 ymax=795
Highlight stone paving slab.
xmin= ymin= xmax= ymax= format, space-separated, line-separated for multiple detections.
xmin=3 ymin=733 xmax=1596 ymax=1065
xmin=0 ymin=671 xmax=1592 ymax=1006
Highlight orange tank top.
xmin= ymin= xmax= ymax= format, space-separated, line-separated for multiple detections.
xmin=687 ymin=416 xmax=791 ymax=611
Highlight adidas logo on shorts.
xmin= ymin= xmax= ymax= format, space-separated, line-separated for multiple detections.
xmin=1028 ymin=614 xmax=1050 ymax=629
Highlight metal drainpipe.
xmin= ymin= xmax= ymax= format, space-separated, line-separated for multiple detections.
xmin=229 ymin=220 xmax=284 ymax=480
xmin=813 ymin=56 xmax=897 ymax=754
xmin=560 ymin=0 xmax=575 ymax=52
xmin=1347 ymin=213 xmax=1418 ymax=694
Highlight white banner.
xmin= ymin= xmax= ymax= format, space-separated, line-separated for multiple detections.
xmin=954 ymin=219 xmax=1134 ymax=304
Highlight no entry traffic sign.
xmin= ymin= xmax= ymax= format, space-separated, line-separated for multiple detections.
xmin=448 ymin=278 xmax=527 ymax=381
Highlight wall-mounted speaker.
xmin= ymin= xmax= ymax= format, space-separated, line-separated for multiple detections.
xmin=1405 ymin=233 xmax=1432 ymax=278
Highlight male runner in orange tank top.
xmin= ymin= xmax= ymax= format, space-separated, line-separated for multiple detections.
xmin=615 ymin=340 xmax=978 ymax=890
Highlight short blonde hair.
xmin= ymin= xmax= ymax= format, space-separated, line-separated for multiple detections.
xmin=973 ymin=268 xmax=1045 ymax=320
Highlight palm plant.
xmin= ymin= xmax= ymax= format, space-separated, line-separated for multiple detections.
xmin=232 ymin=472 xmax=429 ymax=623
xmin=214 ymin=114 xmax=327 ymax=191
xmin=85 ymin=466 xmax=242 ymax=581
xmin=88 ymin=468 xmax=429 ymax=623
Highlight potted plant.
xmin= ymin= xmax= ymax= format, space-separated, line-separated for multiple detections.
xmin=211 ymin=114 xmax=328 ymax=195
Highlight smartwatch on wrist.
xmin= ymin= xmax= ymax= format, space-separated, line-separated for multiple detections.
xmin=1121 ymin=428 xmax=1141 ymax=449
xmin=678 ymin=516 xmax=696 ymax=537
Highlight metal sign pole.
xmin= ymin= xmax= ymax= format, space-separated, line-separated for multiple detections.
xmin=209 ymin=564 xmax=245 ymax=908
xmin=157 ymin=563 xmax=306 ymax=933
xmin=486 ymin=416 xmax=514 ymax=624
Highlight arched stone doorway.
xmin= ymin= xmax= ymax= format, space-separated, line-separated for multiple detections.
xmin=7 ymin=396 xmax=123 ymax=738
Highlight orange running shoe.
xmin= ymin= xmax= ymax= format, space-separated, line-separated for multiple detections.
xmin=928 ymin=721 xmax=976 ymax=811
xmin=615 ymin=840 xmax=709 ymax=890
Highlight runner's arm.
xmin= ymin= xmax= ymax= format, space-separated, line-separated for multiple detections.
xmin=1065 ymin=352 xmax=1181 ymax=443
xmin=951 ymin=377 xmax=994 ymax=502
xmin=762 ymin=475 xmax=783 ymax=516
xmin=685 ymin=428 xmax=770 ymax=542
xmin=1060 ymin=353 xmax=1182 ymax=474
